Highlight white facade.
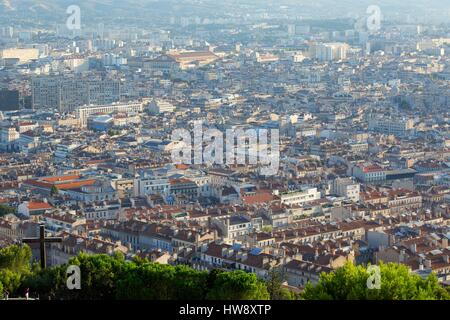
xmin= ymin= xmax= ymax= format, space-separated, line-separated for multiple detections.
xmin=278 ymin=187 xmax=321 ymax=206
xmin=76 ymin=101 xmax=144 ymax=127
xmin=331 ymin=178 xmax=360 ymax=202
xmin=0 ymin=127 xmax=19 ymax=143
xmin=368 ymin=118 xmax=415 ymax=137
xmin=312 ymin=43 xmax=349 ymax=61
xmin=148 ymin=99 xmax=175 ymax=114
xmin=133 ymin=176 xmax=170 ymax=197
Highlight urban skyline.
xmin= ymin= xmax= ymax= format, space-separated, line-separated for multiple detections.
xmin=0 ymin=0 xmax=449 ymax=308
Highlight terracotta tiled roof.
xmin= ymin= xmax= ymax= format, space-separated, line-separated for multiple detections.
xmin=242 ymin=191 xmax=274 ymax=205
xmin=41 ymin=175 xmax=81 ymax=182
xmin=28 ymin=201 xmax=52 ymax=210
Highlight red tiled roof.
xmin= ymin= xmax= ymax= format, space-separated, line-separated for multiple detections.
xmin=363 ymin=165 xmax=383 ymax=173
xmin=41 ymin=175 xmax=81 ymax=183
xmin=242 ymin=191 xmax=274 ymax=205
xmin=28 ymin=201 xmax=52 ymax=210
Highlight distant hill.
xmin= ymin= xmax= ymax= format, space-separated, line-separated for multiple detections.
xmin=0 ymin=0 xmax=64 ymax=12
xmin=0 ymin=0 xmax=448 ymax=25
xmin=0 ymin=0 xmax=164 ymax=25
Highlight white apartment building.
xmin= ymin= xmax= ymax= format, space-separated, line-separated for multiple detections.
xmin=212 ymin=216 xmax=253 ymax=242
xmin=331 ymin=177 xmax=361 ymax=202
xmin=148 ymin=99 xmax=176 ymax=114
xmin=311 ymin=43 xmax=349 ymax=61
xmin=277 ymin=187 xmax=321 ymax=206
xmin=133 ymin=176 xmax=170 ymax=197
xmin=351 ymin=164 xmax=386 ymax=183
xmin=0 ymin=126 xmax=19 ymax=143
xmin=55 ymin=143 xmax=80 ymax=159
xmin=76 ymin=101 xmax=144 ymax=127
xmin=368 ymin=118 xmax=415 ymax=137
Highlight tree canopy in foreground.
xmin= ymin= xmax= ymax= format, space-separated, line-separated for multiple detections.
xmin=1 ymin=245 xmax=449 ymax=300
xmin=302 ymin=262 xmax=450 ymax=300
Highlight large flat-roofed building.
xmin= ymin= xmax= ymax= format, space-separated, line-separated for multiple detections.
xmin=351 ymin=164 xmax=386 ymax=183
xmin=32 ymin=75 xmax=122 ymax=112
xmin=21 ymin=174 xmax=97 ymax=195
xmin=142 ymin=55 xmax=180 ymax=73
xmin=76 ymin=101 xmax=144 ymax=127
xmin=277 ymin=187 xmax=321 ymax=206
xmin=142 ymin=51 xmax=219 ymax=72
xmin=309 ymin=42 xmax=349 ymax=61
xmin=368 ymin=117 xmax=415 ymax=137
xmin=148 ymin=99 xmax=175 ymax=114
xmin=167 ymin=50 xmax=219 ymax=69
xmin=0 ymin=48 xmax=39 ymax=63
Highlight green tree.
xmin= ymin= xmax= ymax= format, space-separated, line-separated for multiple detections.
xmin=1 ymin=245 xmax=275 ymax=300
xmin=171 ymin=264 xmax=208 ymax=300
xmin=116 ymin=261 xmax=176 ymax=299
xmin=21 ymin=264 xmax=68 ymax=300
xmin=206 ymin=270 xmax=270 ymax=300
xmin=302 ymin=262 xmax=450 ymax=300
xmin=0 ymin=245 xmax=33 ymax=297
xmin=265 ymin=268 xmax=296 ymax=300
xmin=0 ymin=204 xmax=16 ymax=217
xmin=50 ymin=185 xmax=59 ymax=196
xmin=68 ymin=252 xmax=126 ymax=300
xmin=116 ymin=261 xmax=208 ymax=300
xmin=0 ymin=269 xmax=22 ymax=294
xmin=0 ymin=244 xmax=32 ymax=274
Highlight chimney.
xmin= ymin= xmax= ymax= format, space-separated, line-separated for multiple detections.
xmin=443 ymin=255 xmax=449 ymax=264
xmin=410 ymin=243 xmax=417 ymax=253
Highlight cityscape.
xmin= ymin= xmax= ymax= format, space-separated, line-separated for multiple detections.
xmin=0 ymin=0 xmax=450 ymax=306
